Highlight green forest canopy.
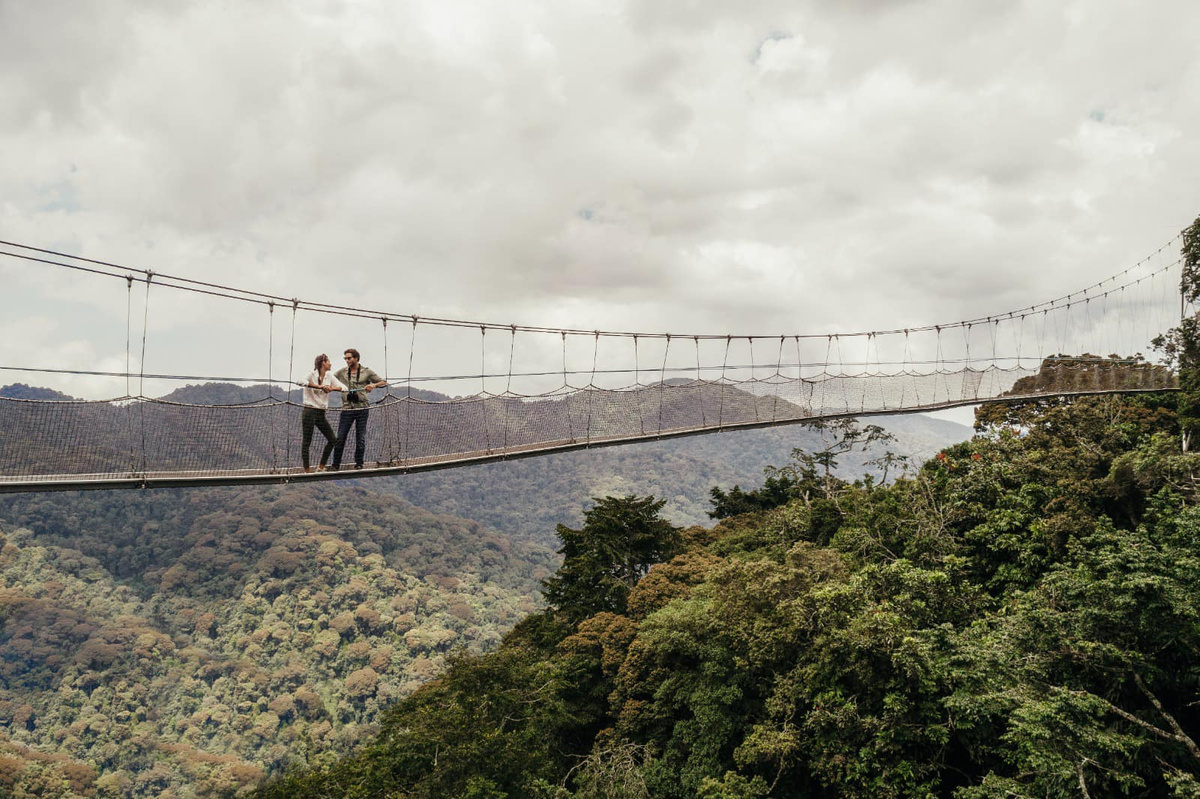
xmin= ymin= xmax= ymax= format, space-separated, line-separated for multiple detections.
xmin=256 ymin=390 xmax=1200 ymax=798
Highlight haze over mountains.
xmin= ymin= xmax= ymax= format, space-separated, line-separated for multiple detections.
xmin=375 ymin=412 xmax=971 ymax=538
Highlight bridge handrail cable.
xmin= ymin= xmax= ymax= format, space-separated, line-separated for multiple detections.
xmin=0 ymin=232 xmax=1185 ymax=341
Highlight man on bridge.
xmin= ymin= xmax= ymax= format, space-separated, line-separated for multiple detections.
xmin=330 ymin=348 xmax=387 ymax=470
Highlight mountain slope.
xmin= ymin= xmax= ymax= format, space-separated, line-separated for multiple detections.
xmin=0 ymin=484 xmax=557 ymax=798
xmin=372 ymin=413 xmax=972 ymax=543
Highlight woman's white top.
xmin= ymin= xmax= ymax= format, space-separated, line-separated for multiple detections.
xmin=302 ymin=370 xmax=346 ymax=409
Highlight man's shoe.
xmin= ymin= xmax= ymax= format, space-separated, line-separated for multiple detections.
xmin=304 ymin=467 xmax=314 ymax=473
xmin=353 ymin=463 xmax=364 ymax=470
xmin=328 ymin=465 xmax=340 ymax=472
xmin=316 ymin=465 xmax=326 ymax=472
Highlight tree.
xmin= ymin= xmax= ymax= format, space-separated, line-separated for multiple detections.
xmin=863 ymin=450 xmax=910 ymax=483
xmin=255 ymin=649 xmax=568 ymax=798
xmin=786 ymin=419 xmax=896 ymax=501
xmin=1152 ymin=214 xmax=1200 ymax=449
xmin=543 ymin=496 xmax=681 ymax=623
xmin=708 ymin=471 xmax=801 ymax=520
xmin=948 ymin=517 xmax=1200 ymax=797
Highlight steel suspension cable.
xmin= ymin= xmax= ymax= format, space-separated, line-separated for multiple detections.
xmin=930 ymin=327 xmax=942 ymax=386
xmin=819 ymin=335 xmax=832 ymax=414
xmin=586 ymin=332 xmax=598 ymax=444
xmin=749 ymin=337 xmax=760 ymax=422
xmin=963 ymin=324 xmax=972 ymax=372
xmin=834 ymin=335 xmax=851 ymax=413
xmin=1061 ymin=295 xmax=1073 ymax=354
xmin=1098 ymin=296 xmax=1108 ymax=355
xmin=482 ymin=328 xmax=493 ymax=452
xmin=289 ymin=302 xmax=299 ymax=394
xmin=404 ymin=319 xmax=417 ymax=463
xmin=125 ymin=277 xmax=133 ymax=399
xmin=633 ymin=335 xmax=640 ymax=387
xmin=990 ymin=318 xmax=1000 ymax=378
xmin=1160 ymin=265 xmax=1171 ymax=346
xmin=657 ymin=334 xmax=670 ymax=434
xmin=718 ymin=335 xmax=731 ymax=428
xmin=138 ymin=274 xmax=153 ymax=472
xmin=0 ymin=234 xmax=1184 ymax=342
xmin=267 ymin=302 xmax=278 ymax=471
xmin=380 ymin=316 xmax=396 ymax=463
xmin=563 ymin=332 xmax=576 ymax=442
xmin=479 ymin=327 xmax=488 ymax=397
xmin=794 ymin=336 xmax=804 ymax=411
xmin=125 ymin=276 xmax=134 ymax=473
xmin=771 ymin=335 xmax=784 ymax=422
xmin=861 ymin=334 xmax=871 ymax=412
xmin=1140 ymin=277 xmax=1150 ymax=354
xmin=1016 ymin=314 xmax=1026 ymax=369
xmin=1039 ymin=310 xmax=1049 ymax=364
xmin=633 ymin=335 xmax=644 ymax=435
xmin=284 ymin=302 xmax=298 ymax=470
xmin=503 ymin=325 xmax=516 ymax=452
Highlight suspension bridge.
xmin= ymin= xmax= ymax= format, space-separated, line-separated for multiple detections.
xmin=0 ymin=235 xmax=1187 ymax=493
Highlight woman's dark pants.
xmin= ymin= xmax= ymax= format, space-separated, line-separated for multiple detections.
xmin=301 ymin=407 xmax=337 ymax=469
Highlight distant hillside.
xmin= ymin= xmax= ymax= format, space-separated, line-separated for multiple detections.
xmin=372 ymin=413 xmax=973 ymax=544
xmin=0 ymin=381 xmax=455 ymax=407
xmin=158 ymin=382 xmax=283 ymax=404
xmin=0 ymin=383 xmax=75 ymax=401
xmin=159 ymin=383 xmax=451 ymax=406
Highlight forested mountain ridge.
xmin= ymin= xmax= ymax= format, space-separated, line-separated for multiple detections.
xmin=376 ymin=413 xmax=971 ymax=542
xmin=255 ymin=392 xmax=1200 ymax=798
xmin=0 ymin=485 xmax=557 ymax=797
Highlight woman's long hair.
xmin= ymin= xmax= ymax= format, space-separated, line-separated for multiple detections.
xmin=313 ymin=353 xmax=328 ymax=371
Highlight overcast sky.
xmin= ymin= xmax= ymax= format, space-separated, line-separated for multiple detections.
xmin=1 ymin=0 xmax=1197 ymax=401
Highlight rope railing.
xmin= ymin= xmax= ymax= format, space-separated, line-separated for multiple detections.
xmin=0 ymin=358 xmax=1177 ymax=492
xmin=0 ymin=234 xmax=1185 ymax=340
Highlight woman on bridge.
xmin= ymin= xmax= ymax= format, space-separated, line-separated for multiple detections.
xmin=300 ymin=354 xmax=345 ymax=472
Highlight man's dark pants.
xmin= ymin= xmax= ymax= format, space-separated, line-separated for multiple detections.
xmin=332 ymin=408 xmax=369 ymax=468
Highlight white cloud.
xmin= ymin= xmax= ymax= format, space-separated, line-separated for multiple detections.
xmin=1 ymin=0 xmax=1198 ymax=398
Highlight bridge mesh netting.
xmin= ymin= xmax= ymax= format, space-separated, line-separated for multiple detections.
xmin=0 ymin=236 xmax=1187 ymax=491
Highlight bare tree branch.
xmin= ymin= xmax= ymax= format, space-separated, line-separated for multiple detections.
xmin=1133 ymin=671 xmax=1200 ymax=761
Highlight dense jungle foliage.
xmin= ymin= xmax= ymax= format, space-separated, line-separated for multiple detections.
xmin=0 ymin=485 xmax=557 ymax=797
xmin=257 ymin=392 xmax=1200 ymax=797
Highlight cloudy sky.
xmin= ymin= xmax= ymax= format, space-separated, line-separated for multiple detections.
xmin=1 ymin=0 xmax=1197 ymax=400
